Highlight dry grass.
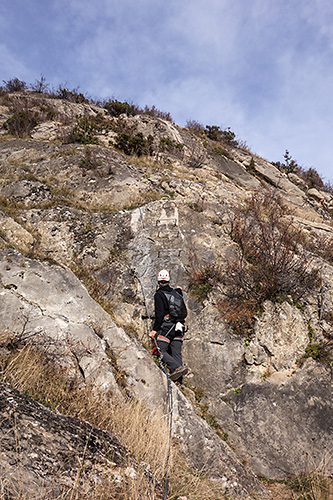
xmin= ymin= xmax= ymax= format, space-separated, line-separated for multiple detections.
xmin=288 ymin=462 xmax=333 ymax=500
xmin=0 ymin=342 xmax=168 ymax=499
xmin=0 ymin=344 xmax=169 ymax=473
xmin=0 ymin=338 xmax=231 ymax=499
xmin=261 ymin=456 xmax=333 ymax=500
xmin=4 ymin=338 xmax=331 ymax=500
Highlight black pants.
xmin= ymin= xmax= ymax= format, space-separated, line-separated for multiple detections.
xmin=157 ymin=321 xmax=183 ymax=373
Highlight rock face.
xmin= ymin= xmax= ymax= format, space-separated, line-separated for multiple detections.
xmin=213 ymin=360 xmax=333 ymax=478
xmin=0 ymin=382 xmax=160 ymax=499
xmin=0 ymin=90 xmax=332 ymax=496
xmin=0 ymin=249 xmax=270 ymax=499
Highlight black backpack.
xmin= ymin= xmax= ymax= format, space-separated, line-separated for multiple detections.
xmin=162 ymin=289 xmax=187 ymax=323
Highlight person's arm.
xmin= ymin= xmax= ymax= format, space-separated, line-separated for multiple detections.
xmin=150 ymin=292 xmax=165 ymax=337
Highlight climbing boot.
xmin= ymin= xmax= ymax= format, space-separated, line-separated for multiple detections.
xmin=170 ymin=366 xmax=188 ymax=381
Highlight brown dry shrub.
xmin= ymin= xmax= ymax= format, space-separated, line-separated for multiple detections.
xmin=217 ymin=190 xmax=320 ymax=332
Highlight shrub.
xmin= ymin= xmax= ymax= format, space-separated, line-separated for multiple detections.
xmin=274 ymin=150 xmax=333 ymax=193
xmin=54 ymin=84 xmax=90 ymax=103
xmin=284 ymin=149 xmax=300 ymax=174
xmin=66 ymin=116 xmax=99 ymax=144
xmin=142 ymin=105 xmax=173 ymax=122
xmin=2 ymin=77 xmax=27 ymax=92
xmin=79 ymin=147 xmax=102 ymax=170
xmin=246 ymin=157 xmax=256 ymax=173
xmin=188 ymin=259 xmax=223 ymax=301
xmin=303 ymin=340 xmax=333 ymax=364
xmin=217 ymin=190 xmax=320 ymax=332
xmin=3 ymin=108 xmax=39 ymax=137
xmin=158 ymin=137 xmax=184 ymax=161
xmin=303 ymin=167 xmax=325 ymax=189
xmin=186 ymin=119 xmax=205 ymax=136
xmin=205 ymin=125 xmax=222 ymax=142
xmin=104 ymin=99 xmax=139 ymax=117
xmin=205 ymin=125 xmax=239 ymax=147
xmin=66 ymin=114 xmax=109 ymax=144
xmin=159 ymin=136 xmax=184 ymax=152
xmin=273 ymin=150 xmax=300 ymax=175
xmin=30 ymin=74 xmax=50 ymax=93
xmin=304 ymin=233 xmax=333 ymax=265
xmin=114 ymin=132 xmax=153 ymax=156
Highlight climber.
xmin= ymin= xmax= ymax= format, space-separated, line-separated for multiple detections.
xmin=149 ymin=269 xmax=188 ymax=381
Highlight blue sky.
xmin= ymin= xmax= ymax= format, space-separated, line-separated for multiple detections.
xmin=1 ymin=0 xmax=333 ymax=182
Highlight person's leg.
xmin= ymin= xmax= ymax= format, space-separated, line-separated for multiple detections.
xmin=169 ymin=338 xmax=183 ymax=368
xmin=168 ymin=338 xmax=188 ymax=381
xmin=157 ymin=338 xmax=179 ymax=373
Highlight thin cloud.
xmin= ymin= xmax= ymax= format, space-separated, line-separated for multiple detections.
xmin=0 ymin=0 xmax=332 ymax=180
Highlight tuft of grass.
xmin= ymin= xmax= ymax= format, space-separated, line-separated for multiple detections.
xmin=188 ymin=259 xmax=223 ymax=301
xmin=0 ymin=336 xmax=232 ymax=499
xmin=0 ymin=340 xmax=170 ymax=492
xmin=260 ymin=457 xmax=333 ymax=500
xmin=286 ymin=463 xmax=333 ymax=500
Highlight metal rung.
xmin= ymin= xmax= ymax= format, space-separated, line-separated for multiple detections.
xmin=158 ymin=249 xmax=182 ymax=257
xmin=158 ymin=230 xmax=180 ymax=239
xmin=156 ymin=218 xmax=177 ymax=226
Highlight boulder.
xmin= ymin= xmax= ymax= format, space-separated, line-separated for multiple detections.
xmin=211 ymin=359 xmax=333 ymax=478
xmin=0 ymin=382 xmax=160 ymax=499
xmin=0 ymin=212 xmax=34 ymax=252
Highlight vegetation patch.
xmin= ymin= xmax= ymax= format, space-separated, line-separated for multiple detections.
xmin=304 ymin=232 xmax=333 ymax=265
xmin=66 ymin=113 xmax=111 ymax=145
xmin=216 ymin=190 xmax=320 ymax=334
xmin=273 ymin=149 xmax=333 ymax=193
xmin=199 ymin=404 xmax=229 ymax=441
xmin=0 ymin=338 xmax=169 ymax=499
xmin=285 ymin=468 xmax=333 ymax=500
xmin=104 ymin=98 xmax=139 ymax=117
xmin=188 ymin=259 xmax=223 ymax=301
xmin=114 ymin=131 xmax=154 ymax=156
xmin=0 ymin=334 xmax=233 ymax=500
xmin=301 ymin=340 xmax=333 ymax=367
xmin=3 ymin=108 xmax=39 ymax=137
xmin=78 ymin=147 xmax=102 ymax=169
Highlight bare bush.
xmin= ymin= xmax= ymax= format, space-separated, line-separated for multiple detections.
xmin=3 ymin=105 xmax=39 ymax=137
xmin=142 ymin=104 xmax=173 ymax=122
xmin=2 ymin=77 xmax=27 ymax=92
xmin=217 ymin=190 xmax=320 ymax=332
xmin=185 ymin=119 xmax=205 ymax=136
xmin=304 ymin=232 xmax=333 ymax=265
xmin=30 ymin=73 xmax=50 ymax=93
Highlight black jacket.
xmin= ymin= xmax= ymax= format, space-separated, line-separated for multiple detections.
xmin=152 ymin=285 xmax=183 ymax=331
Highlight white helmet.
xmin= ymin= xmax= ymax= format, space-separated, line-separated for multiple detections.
xmin=157 ymin=269 xmax=170 ymax=282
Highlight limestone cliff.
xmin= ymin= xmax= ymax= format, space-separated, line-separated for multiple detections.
xmin=0 ymin=90 xmax=332 ymax=499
